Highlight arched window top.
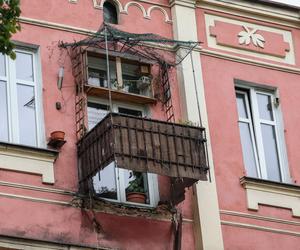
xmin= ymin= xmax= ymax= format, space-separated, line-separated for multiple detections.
xmin=103 ymin=1 xmax=118 ymax=24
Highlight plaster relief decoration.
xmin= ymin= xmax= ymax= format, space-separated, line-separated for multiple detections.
xmin=205 ymin=14 xmax=295 ymax=65
xmin=238 ymin=26 xmax=265 ymax=48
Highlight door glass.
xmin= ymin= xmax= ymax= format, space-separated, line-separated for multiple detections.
xmin=261 ymin=124 xmax=281 ymax=181
xmin=0 ymin=81 xmax=8 ymax=141
xmin=124 ymin=170 xmax=150 ymax=204
xmin=93 ymin=162 xmax=118 ymax=200
xmin=239 ymin=122 xmax=258 ymax=178
xmin=16 ymin=52 xmax=34 ymax=82
xmin=17 ymin=84 xmax=37 ymax=146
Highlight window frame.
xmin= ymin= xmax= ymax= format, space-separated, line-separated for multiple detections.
xmin=0 ymin=48 xmax=45 ymax=148
xmin=235 ymin=84 xmax=290 ymax=183
xmin=87 ymin=97 xmax=159 ymax=207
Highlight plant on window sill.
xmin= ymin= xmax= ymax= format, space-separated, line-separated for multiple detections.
xmin=126 ymin=171 xmax=147 ymax=204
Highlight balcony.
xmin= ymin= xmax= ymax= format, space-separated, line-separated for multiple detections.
xmin=77 ymin=113 xmax=208 ymax=204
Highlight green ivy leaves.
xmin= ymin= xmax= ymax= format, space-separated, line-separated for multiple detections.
xmin=0 ymin=0 xmax=21 ymax=59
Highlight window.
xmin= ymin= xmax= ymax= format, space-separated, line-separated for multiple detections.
xmin=0 ymin=50 xmax=43 ymax=147
xmin=87 ymin=54 xmax=152 ymax=98
xmin=103 ymin=1 xmax=118 ymax=24
xmin=87 ymin=99 xmax=158 ymax=207
xmin=236 ymin=86 xmax=289 ymax=182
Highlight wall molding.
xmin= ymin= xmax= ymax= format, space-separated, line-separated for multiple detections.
xmin=221 ymin=220 xmax=300 ymax=237
xmin=200 ymin=48 xmax=300 ymax=75
xmin=240 ymin=176 xmax=300 ymax=218
xmin=0 ymin=143 xmax=57 ymax=184
xmin=68 ymin=0 xmax=172 ymax=23
xmin=0 ymin=180 xmax=75 ymax=196
xmin=198 ymin=0 xmax=300 ymax=28
xmin=220 ymin=210 xmax=300 ymax=227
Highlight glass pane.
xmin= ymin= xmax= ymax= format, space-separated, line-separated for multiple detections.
xmin=87 ymin=56 xmax=116 ymax=88
xmin=236 ymin=93 xmax=248 ymax=119
xmin=261 ymin=124 xmax=281 ymax=181
xmin=122 ymin=61 xmax=141 ymax=95
xmin=239 ymin=122 xmax=258 ymax=178
xmin=0 ymin=81 xmax=8 ymax=141
xmin=17 ymin=84 xmax=37 ymax=146
xmin=103 ymin=2 xmax=118 ymax=24
xmin=118 ymin=107 xmax=142 ymax=117
xmin=257 ymin=93 xmax=274 ymax=121
xmin=124 ymin=170 xmax=150 ymax=205
xmin=93 ymin=162 xmax=118 ymax=200
xmin=87 ymin=102 xmax=109 ymax=130
xmin=16 ymin=52 xmax=34 ymax=81
xmin=0 ymin=54 xmax=5 ymax=77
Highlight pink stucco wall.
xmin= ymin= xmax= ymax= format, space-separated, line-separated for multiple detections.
xmin=0 ymin=1 xmax=195 ymax=249
xmin=196 ymin=6 xmax=300 ymax=250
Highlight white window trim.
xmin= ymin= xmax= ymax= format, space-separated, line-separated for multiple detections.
xmin=87 ymin=98 xmax=159 ymax=207
xmin=2 ymin=48 xmax=45 ymax=148
xmin=236 ymin=84 xmax=290 ymax=183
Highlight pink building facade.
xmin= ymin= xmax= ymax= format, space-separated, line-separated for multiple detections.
xmin=1 ymin=0 xmax=300 ymax=249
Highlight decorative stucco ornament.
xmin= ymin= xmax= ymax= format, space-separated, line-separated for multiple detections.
xmin=238 ymin=25 xmax=265 ymax=48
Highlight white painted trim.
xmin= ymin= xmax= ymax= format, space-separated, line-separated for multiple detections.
xmin=147 ymin=5 xmax=172 ymax=23
xmin=241 ymin=177 xmax=300 ymax=217
xmin=124 ymin=2 xmax=148 ymax=18
xmin=198 ymin=0 xmax=300 ymax=28
xmin=204 ymin=13 xmax=295 ymax=65
xmin=171 ymin=3 xmax=224 ymax=250
xmin=0 ymin=145 xmax=57 ymax=184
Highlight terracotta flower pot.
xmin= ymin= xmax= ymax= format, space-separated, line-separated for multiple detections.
xmin=126 ymin=192 xmax=146 ymax=204
xmin=50 ymin=131 xmax=65 ymax=141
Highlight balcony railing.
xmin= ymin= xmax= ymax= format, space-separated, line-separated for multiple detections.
xmin=77 ymin=113 xmax=208 ymax=204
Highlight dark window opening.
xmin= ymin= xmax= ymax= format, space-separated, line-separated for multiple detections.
xmin=103 ymin=1 xmax=118 ymax=24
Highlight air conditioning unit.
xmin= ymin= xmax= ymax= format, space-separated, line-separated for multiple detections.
xmin=137 ymin=76 xmax=151 ymax=90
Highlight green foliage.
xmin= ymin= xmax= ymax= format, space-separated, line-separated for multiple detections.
xmin=126 ymin=172 xmax=145 ymax=193
xmin=0 ymin=0 xmax=21 ymax=59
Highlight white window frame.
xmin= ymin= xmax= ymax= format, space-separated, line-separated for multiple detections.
xmin=87 ymin=97 xmax=159 ymax=207
xmin=1 ymin=49 xmax=44 ymax=148
xmin=236 ymin=85 xmax=290 ymax=183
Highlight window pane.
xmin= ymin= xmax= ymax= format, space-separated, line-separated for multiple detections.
xmin=93 ymin=162 xmax=118 ymax=200
xmin=87 ymin=102 xmax=109 ymax=130
xmin=17 ymin=84 xmax=37 ymax=146
xmin=0 ymin=81 xmax=8 ymax=141
xmin=122 ymin=61 xmax=141 ymax=95
xmin=118 ymin=107 xmax=142 ymax=117
xmin=236 ymin=93 xmax=248 ymax=119
xmin=16 ymin=52 xmax=34 ymax=81
xmin=257 ymin=93 xmax=274 ymax=121
xmin=103 ymin=2 xmax=118 ymax=24
xmin=239 ymin=122 xmax=258 ymax=178
xmin=87 ymin=56 xmax=116 ymax=88
xmin=261 ymin=124 xmax=281 ymax=181
xmin=124 ymin=170 xmax=150 ymax=204
xmin=0 ymin=54 xmax=5 ymax=77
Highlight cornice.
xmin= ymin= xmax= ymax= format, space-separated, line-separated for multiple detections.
xmin=197 ymin=0 xmax=300 ymax=28
xmin=169 ymin=0 xmax=196 ymax=8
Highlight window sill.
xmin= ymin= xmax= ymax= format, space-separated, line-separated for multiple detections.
xmin=85 ymin=84 xmax=157 ymax=105
xmin=0 ymin=141 xmax=58 ymax=184
xmin=240 ymin=176 xmax=300 ymax=217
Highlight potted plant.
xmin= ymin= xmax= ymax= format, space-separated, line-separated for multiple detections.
xmin=50 ymin=131 xmax=65 ymax=141
xmin=126 ymin=171 xmax=147 ymax=204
